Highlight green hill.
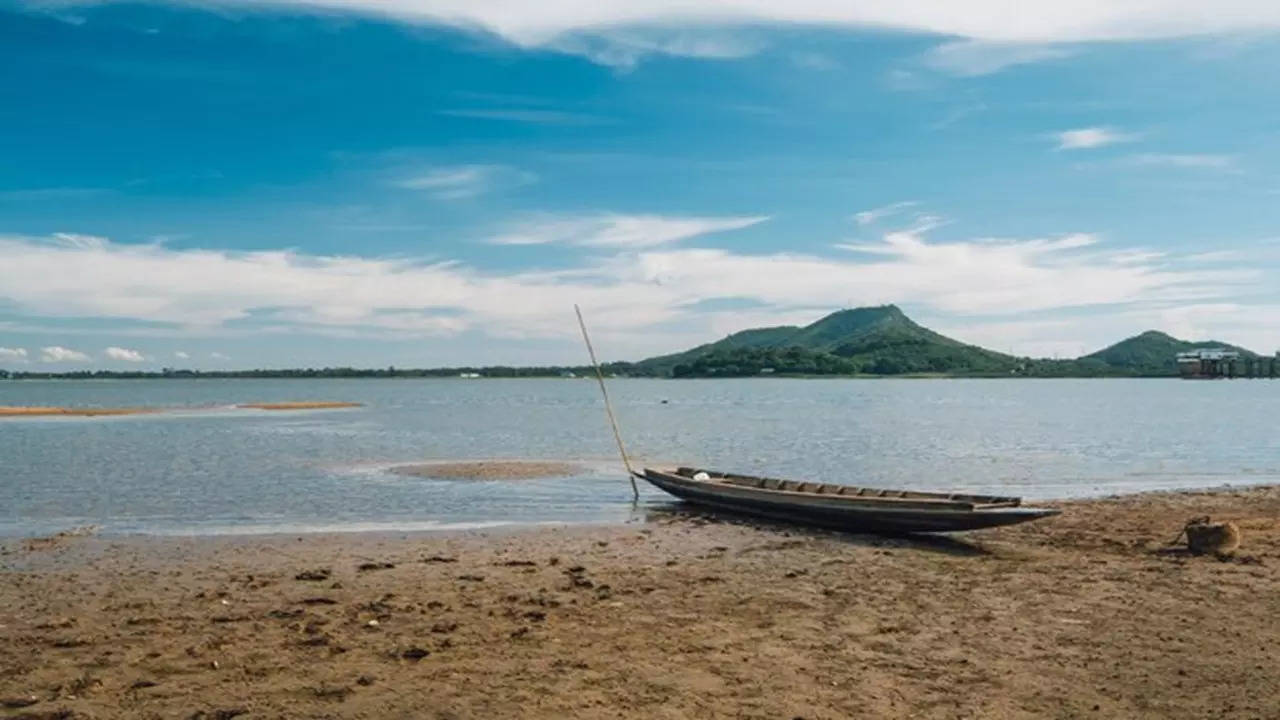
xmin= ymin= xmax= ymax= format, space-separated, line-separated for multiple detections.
xmin=1080 ymin=330 xmax=1255 ymax=376
xmin=634 ymin=306 xmax=1264 ymax=378
xmin=638 ymin=305 xmax=1018 ymax=377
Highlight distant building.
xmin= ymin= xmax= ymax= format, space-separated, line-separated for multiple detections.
xmin=458 ymin=372 xmax=481 ymax=379
xmin=759 ymin=367 xmax=775 ymax=374
xmin=1176 ymin=348 xmax=1240 ymax=379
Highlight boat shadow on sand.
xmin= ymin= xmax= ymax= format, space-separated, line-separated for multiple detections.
xmin=642 ymin=502 xmax=992 ymax=558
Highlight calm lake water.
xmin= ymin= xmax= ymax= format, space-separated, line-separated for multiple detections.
xmin=1 ymin=378 xmax=1277 ymax=536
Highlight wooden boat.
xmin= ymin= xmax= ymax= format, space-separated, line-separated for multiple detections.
xmin=640 ymin=467 xmax=1060 ymax=534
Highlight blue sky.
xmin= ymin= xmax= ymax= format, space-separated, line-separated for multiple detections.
xmin=2 ymin=1 xmax=1280 ymax=369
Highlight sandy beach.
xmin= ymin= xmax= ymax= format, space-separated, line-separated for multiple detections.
xmin=2 ymin=485 xmax=1278 ymax=720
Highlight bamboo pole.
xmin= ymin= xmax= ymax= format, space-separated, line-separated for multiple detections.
xmin=574 ymin=304 xmax=639 ymax=500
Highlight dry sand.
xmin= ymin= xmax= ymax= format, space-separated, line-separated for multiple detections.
xmin=389 ymin=461 xmax=587 ymax=481
xmin=2 ymin=485 xmax=1279 ymax=720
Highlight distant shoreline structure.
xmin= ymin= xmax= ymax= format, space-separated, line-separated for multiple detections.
xmin=1176 ymin=348 xmax=1280 ymax=379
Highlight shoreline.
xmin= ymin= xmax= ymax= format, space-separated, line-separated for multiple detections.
xmin=3 ymin=484 xmax=1278 ymax=718
xmin=2 ymin=479 xmax=1274 ymax=543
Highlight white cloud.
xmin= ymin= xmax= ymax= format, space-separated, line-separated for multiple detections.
xmin=104 ymin=346 xmax=147 ymax=362
xmin=40 ymin=346 xmax=91 ymax=363
xmin=0 ymin=226 xmax=1267 ymax=359
xmin=394 ymin=164 xmax=536 ymax=200
xmin=854 ymin=201 xmax=919 ymax=226
xmin=210 ymin=352 xmax=230 ymax=360
xmin=77 ymin=1 xmax=1280 ymax=67
xmin=921 ymin=40 xmax=1073 ymax=76
xmin=174 ymin=350 xmax=190 ymax=359
xmin=1126 ymin=153 xmax=1236 ymax=169
xmin=486 ymin=213 xmax=769 ymax=248
xmin=0 ymin=347 xmax=29 ymax=363
xmin=1055 ymin=127 xmax=1137 ymax=150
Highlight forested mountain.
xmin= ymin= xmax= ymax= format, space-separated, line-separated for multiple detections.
xmin=634 ymin=307 xmax=1263 ymax=378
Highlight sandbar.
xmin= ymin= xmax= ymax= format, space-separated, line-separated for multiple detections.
xmin=236 ymin=402 xmax=364 ymax=411
xmin=389 ymin=460 xmax=587 ymax=480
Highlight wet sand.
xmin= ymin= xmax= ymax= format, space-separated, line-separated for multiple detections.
xmin=2 ymin=485 xmax=1278 ymax=719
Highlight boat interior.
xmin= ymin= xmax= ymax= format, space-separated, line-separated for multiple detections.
xmin=670 ymin=467 xmax=1023 ymax=509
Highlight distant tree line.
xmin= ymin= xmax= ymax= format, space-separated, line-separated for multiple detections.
xmin=672 ymin=347 xmax=859 ymax=377
xmin=0 ymin=362 xmax=659 ymax=380
xmin=667 ymin=347 xmax=1189 ymax=378
xmin=0 ymin=355 xmax=1187 ymax=380
xmin=0 ymin=345 xmax=1210 ymax=381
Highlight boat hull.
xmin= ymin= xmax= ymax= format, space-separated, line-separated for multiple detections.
xmin=642 ymin=468 xmax=1059 ymax=534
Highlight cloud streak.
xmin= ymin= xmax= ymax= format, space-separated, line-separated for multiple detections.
xmin=394 ymin=164 xmax=536 ymax=200
xmin=1055 ymin=127 xmax=1137 ymax=150
xmin=547 ymin=28 xmax=764 ymax=69
xmin=486 ymin=213 xmax=769 ymax=248
xmin=1126 ymin=153 xmax=1236 ymax=170
xmin=921 ymin=41 xmax=1073 ymax=76
xmin=0 ymin=347 xmax=29 ymax=363
xmin=437 ymin=109 xmax=608 ymax=125
xmin=854 ymin=201 xmax=918 ymax=226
